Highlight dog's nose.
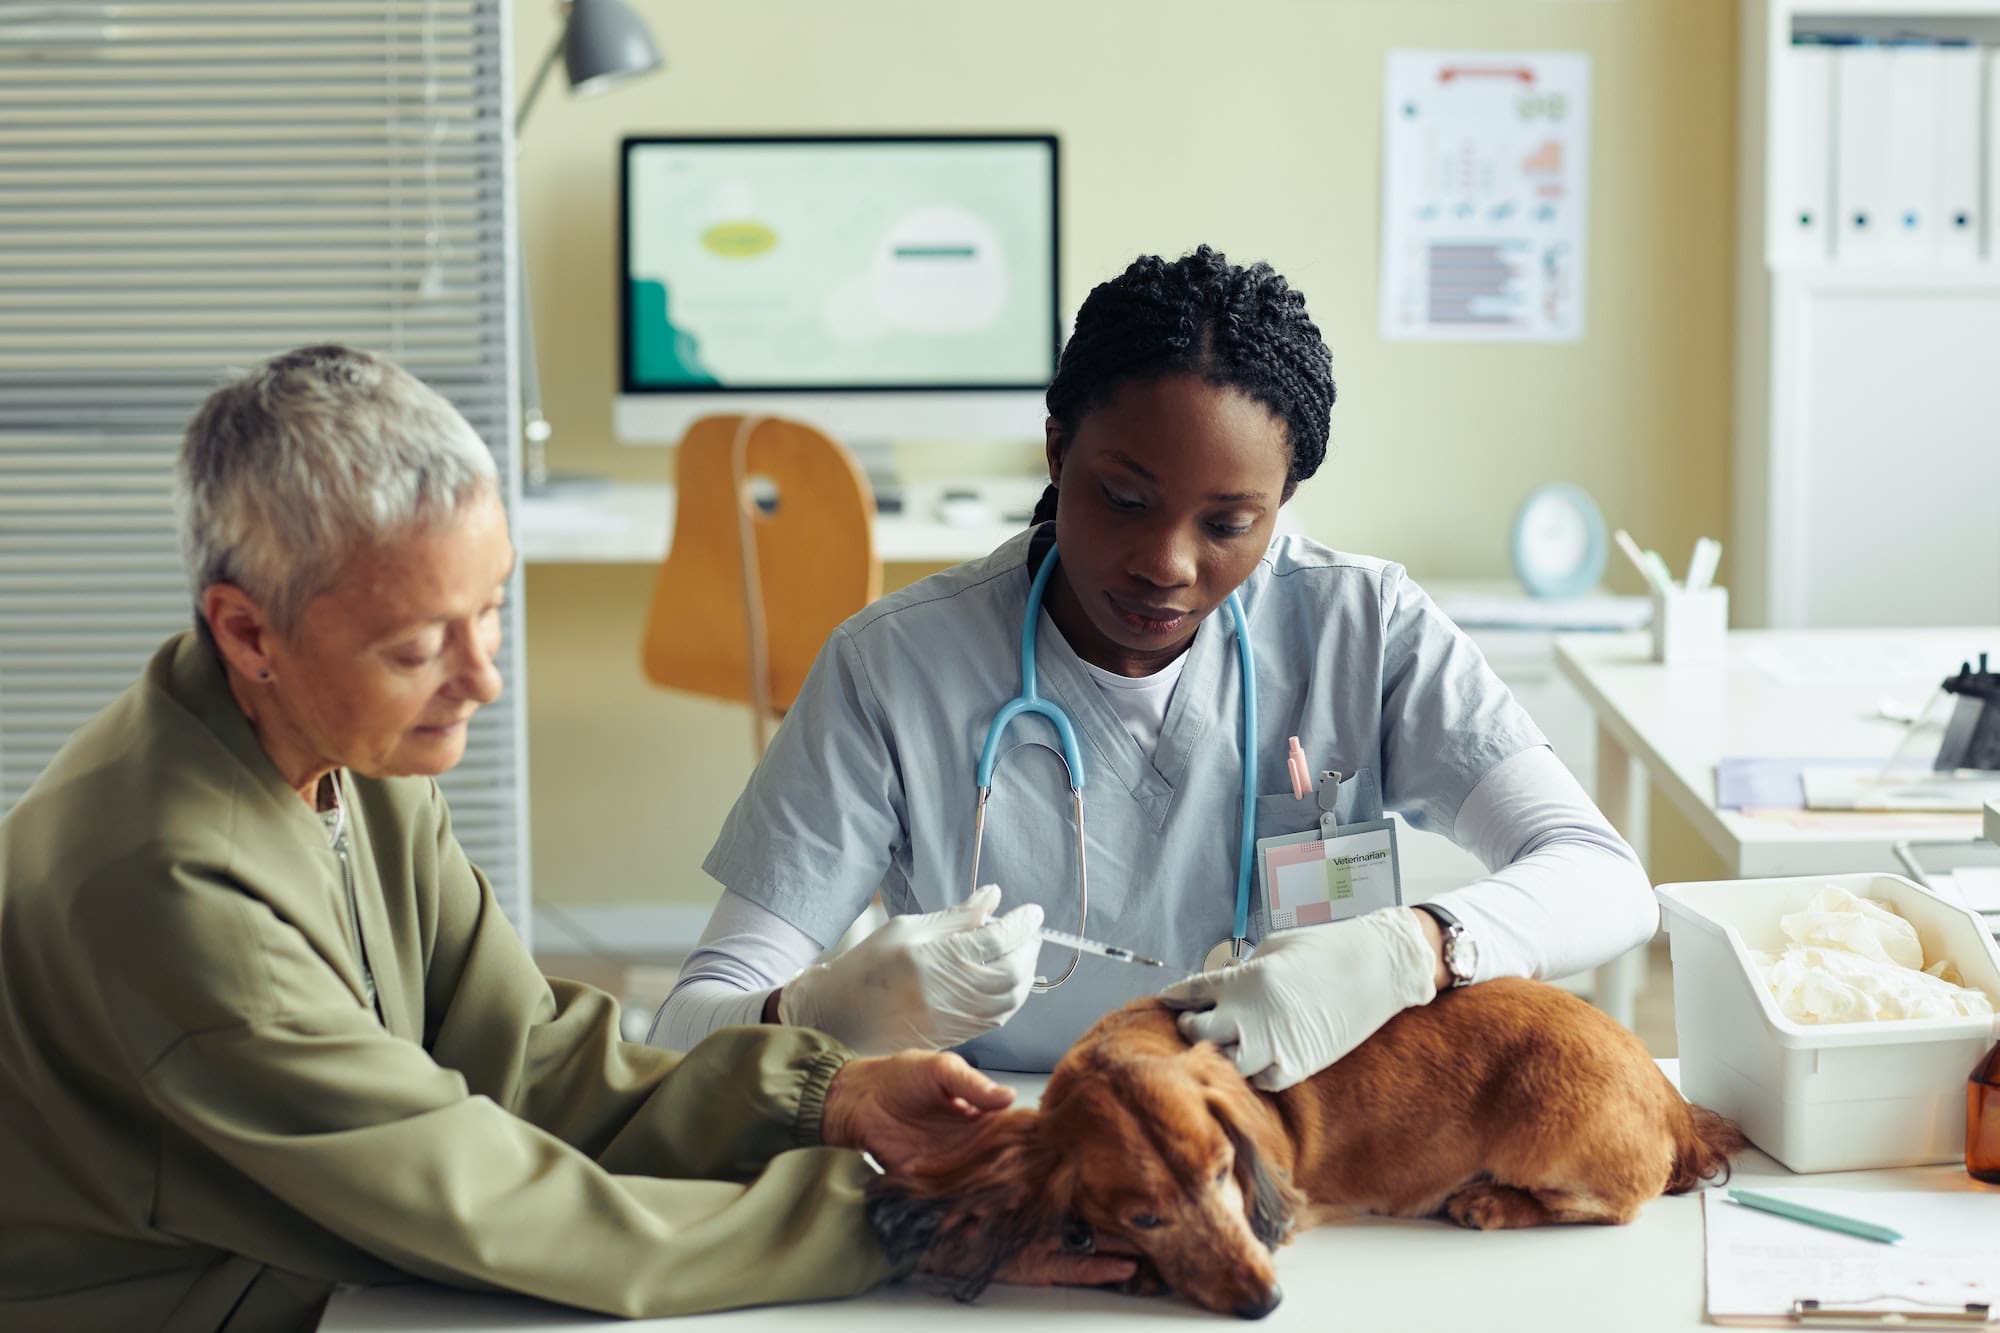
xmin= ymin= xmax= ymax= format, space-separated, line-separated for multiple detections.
xmin=1233 ymin=1285 xmax=1282 ymax=1320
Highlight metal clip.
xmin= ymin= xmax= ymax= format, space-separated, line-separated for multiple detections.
xmin=1792 ymin=1299 xmax=1995 ymax=1328
xmin=1316 ymin=769 xmax=1344 ymax=839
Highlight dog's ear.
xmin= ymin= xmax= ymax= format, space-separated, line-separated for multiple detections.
xmin=1199 ymin=1066 xmax=1306 ymax=1250
xmin=865 ymin=1108 xmax=1053 ymax=1302
xmin=1220 ymin=1113 xmax=1297 ymax=1249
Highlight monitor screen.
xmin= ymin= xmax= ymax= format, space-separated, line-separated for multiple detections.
xmin=616 ymin=134 xmax=1059 ymax=444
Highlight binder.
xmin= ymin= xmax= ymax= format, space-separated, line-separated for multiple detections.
xmin=1879 ymin=44 xmax=1939 ymax=264
xmin=1989 ymin=49 xmax=2000 ymax=261
xmin=1833 ymin=45 xmax=1895 ymax=263
xmin=1930 ymin=45 xmax=1982 ymax=263
xmin=1704 ymin=1188 xmax=2000 ymax=1327
xmin=1773 ymin=45 xmax=1834 ymax=264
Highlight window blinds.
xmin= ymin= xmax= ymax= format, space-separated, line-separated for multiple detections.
xmin=0 ymin=0 xmax=532 ymax=935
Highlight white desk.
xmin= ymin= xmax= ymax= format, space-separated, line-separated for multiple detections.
xmin=1555 ymin=630 xmax=1998 ymax=880
xmin=319 ymin=1064 xmax=1989 ymax=1333
xmin=517 ymin=478 xmax=1049 ymax=566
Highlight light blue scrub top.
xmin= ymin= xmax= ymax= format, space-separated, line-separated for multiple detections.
xmin=703 ymin=525 xmax=1545 ymax=1072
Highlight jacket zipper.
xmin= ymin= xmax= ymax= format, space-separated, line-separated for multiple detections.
xmin=333 ymin=831 xmax=382 ymax=1022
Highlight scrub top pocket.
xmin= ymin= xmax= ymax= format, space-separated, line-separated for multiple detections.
xmin=1251 ymin=767 xmax=1383 ymax=841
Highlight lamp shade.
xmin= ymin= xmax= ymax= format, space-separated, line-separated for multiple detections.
xmin=564 ymin=0 xmax=663 ymax=95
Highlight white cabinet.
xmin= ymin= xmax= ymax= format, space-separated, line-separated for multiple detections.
xmin=1735 ymin=2 xmax=2000 ymax=629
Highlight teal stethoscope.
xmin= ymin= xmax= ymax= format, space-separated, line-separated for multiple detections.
xmin=970 ymin=545 xmax=1258 ymax=991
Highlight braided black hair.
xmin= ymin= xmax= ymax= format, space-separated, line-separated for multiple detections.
xmin=1033 ymin=245 xmax=1335 ymax=525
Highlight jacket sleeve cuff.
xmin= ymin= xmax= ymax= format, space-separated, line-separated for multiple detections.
xmin=793 ymin=1046 xmax=853 ymax=1150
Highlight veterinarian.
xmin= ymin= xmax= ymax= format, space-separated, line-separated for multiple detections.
xmin=0 ymin=346 xmax=1131 ymax=1329
xmin=654 ymin=246 xmax=1656 ymax=1084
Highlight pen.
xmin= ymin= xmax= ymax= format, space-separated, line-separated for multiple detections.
xmin=1615 ymin=528 xmax=1671 ymax=597
xmin=1725 ymin=1189 xmax=1904 ymax=1244
xmin=1287 ymin=735 xmax=1311 ymax=800
xmin=1038 ymin=926 xmax=1167 ymax=968
xmin=1643 ymin=549 xmax=1677 ymax=596
xmin=1687 ymin=537 xmax=1723 ymax=593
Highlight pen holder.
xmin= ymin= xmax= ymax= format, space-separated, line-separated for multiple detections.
xmin=1649 ymin=585 xmax=1727 ymax=666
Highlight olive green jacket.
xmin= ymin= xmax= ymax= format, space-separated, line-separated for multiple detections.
xmin=0 ymin=633 xmax=898 ymax=1331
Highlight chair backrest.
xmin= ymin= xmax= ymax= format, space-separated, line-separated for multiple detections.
xmin=641 ymin=415 xmax=881 ymax=712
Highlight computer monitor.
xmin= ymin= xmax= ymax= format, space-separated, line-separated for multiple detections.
xmin=615 ymin=134 xmax=1060 ymax=448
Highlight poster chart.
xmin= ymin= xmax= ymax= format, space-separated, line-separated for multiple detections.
xmin=1380 ymin=51 xmax=1592 ymax=342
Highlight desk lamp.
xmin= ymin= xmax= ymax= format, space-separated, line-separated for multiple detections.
xmin=514 ymin=0 xmax=664 ymax=493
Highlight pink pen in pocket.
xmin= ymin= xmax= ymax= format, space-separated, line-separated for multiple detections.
xmin=1287 ymin=735 xmax=1311 ymax=800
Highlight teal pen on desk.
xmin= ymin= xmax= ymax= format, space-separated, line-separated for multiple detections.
xmin=1726 ymin=1189 xmax=1904 ymax=1244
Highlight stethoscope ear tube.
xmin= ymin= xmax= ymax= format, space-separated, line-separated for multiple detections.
xmin=1035 ymin=787 xmax=1087 ymax=993
xmin=968 ymin=779 xmax=1087 ymax=993
xmin=976 ymin=547 xmax=1088 ymax=789
xmin=1223 ymin=589 xmax=1256 ymax=950
xmin=973 ymin=547 xmax=1091 ymax=989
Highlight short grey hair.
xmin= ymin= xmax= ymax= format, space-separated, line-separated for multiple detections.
xmin=176 ymin=344 xmax=500 ymax=638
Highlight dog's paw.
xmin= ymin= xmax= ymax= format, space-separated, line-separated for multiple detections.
xmin=1119 ymin=1261 xmax=1169 ymax=1297
xmin=1443 ymin=1182 xmax=1545 ymax=1231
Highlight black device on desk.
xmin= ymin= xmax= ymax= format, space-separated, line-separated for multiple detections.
xmin=1936 ymin=653 xmax=2000 ymax=771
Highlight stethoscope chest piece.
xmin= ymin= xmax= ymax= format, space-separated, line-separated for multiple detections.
xmin=1202 ymin=937 xmax=1254 ymax=973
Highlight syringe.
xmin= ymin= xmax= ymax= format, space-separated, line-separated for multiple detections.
xmin=1037 ymin=926 xmax=1166 ymax=968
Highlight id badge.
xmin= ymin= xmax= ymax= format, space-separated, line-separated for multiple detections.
xmin=1254 ymin=771 xmax=1402 ymax=933
xmin=1256 ymin=820 xmax=1402 ymax=930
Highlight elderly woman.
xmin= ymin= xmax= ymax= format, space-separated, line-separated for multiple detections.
xmin=0 ymin=346 xmax=1125 ymax=1331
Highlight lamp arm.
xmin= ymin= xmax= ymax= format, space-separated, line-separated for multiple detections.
xmin=513 ymin=22 xmax=568 ymax=138
xmin=513 ymin=10 xmax=567 ymax=490
xmin=516 ymin=253 xmax=551 ymax=489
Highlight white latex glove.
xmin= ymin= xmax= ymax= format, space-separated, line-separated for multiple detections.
xmin=776 ymin=884 xmax=1044 ymax=1055
xmin=1159 ymin=907 xmax=1439 ymax=1091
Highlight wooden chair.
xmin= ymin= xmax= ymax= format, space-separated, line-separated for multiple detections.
xmin=641 ymin=415 xmax=880 ymax=752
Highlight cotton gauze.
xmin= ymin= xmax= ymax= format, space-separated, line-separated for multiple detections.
xmin=1752 ymin=885 xmax=1994 ymax=1024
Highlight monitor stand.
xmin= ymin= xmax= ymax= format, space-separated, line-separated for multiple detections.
xmin=842 ymin=441 xmax=1046 ymax=528
xmin=847 ymin=440 xmax=906 ymax=515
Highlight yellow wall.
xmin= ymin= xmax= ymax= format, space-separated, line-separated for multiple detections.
xmin=516 ymin=0 xmax=1737 ymax=909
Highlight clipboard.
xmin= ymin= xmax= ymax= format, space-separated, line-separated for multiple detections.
xmin=1704 ymin=1189 xmax=2000 ymax=1328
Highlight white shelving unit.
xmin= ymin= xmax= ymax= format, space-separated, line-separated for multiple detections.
xmin=1734 ymin=1 xmax=2000 ymax=628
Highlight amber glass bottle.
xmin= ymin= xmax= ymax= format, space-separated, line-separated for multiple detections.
xmin=1968 ymin=1041 xmax=2000 ymax=1184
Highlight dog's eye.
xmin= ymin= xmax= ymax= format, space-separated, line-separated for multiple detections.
xmin=1215 ymin=1164 xmax=1229 ymax=1185
xmin=1130 ymin=1213 xmax=1163 ymax=1230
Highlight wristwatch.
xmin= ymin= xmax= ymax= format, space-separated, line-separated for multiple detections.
xmin=1414 ymin=903 xmax=1477 ymax=988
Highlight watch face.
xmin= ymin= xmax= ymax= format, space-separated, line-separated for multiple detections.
xmin=1446 ymin=932 xmax=1478 ymax=984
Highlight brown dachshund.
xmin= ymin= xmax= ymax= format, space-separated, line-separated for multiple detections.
xmin=869 ymin=978 xmax=1746 ymax=1319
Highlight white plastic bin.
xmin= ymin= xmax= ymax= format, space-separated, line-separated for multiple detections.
xmin=1657 ymin=873 xmax=2000 ymax=1173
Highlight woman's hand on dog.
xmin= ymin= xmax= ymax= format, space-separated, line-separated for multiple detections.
xmin=821 ymin=1049 xmax=1019 ymax=1173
